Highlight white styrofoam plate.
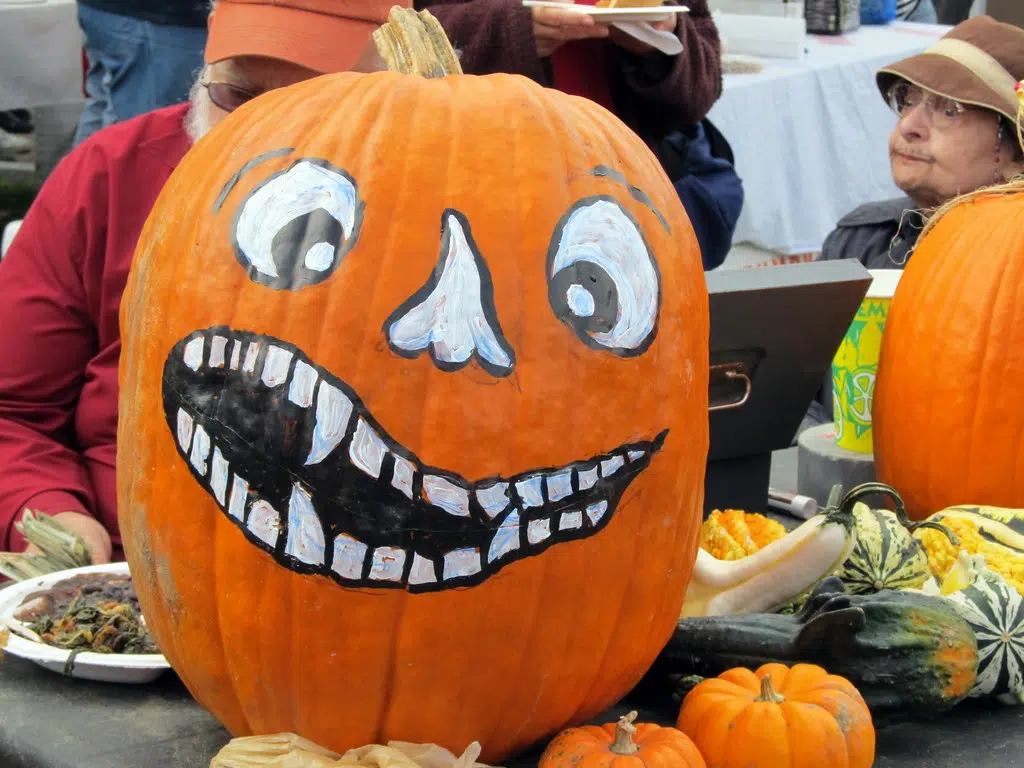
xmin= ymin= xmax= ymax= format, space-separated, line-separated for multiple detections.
xmin=522 ymin=1 xmax=689 ymax=23
xmin=0 ymin=562 xmax=170 ymax=684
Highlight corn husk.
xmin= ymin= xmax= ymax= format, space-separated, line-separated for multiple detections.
xmin=0 ymin=510 xmax=92 ymax=582
xmin=209 ymin=735 xmax=498 ymax=768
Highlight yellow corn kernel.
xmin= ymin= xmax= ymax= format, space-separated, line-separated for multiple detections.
xmin=700 ymin=510 xmax=787 ymax=561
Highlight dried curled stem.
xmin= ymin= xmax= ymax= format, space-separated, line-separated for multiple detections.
xmin=373 ymin=6 xmax=462 ymax=78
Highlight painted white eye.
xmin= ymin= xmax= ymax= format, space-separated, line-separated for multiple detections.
xmin=232 ymin=159 xmax=363 ymax=291
xmin=547 ymin=197 xmax=660 ymax=355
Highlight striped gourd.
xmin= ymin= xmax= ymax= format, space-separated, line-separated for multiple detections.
xmin=940 ymin=552 xmax=1024 ymax=705
xmin=838 ymin=483 xmax=958 ymax=595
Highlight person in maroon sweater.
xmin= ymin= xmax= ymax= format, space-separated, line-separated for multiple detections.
xmin=0 ymin=0 xmax=399 ymax=562
xmin=419 ymin=0 xmax=722 ymax=146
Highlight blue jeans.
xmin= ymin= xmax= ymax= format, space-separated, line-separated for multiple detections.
xmin=73 ymin=5 xmax=207 ymax=146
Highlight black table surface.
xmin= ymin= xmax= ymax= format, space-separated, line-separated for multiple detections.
xmin=2 ymin=449 xmax=1022 ymax=768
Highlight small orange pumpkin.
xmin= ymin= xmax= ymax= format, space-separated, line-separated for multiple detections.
xmin=676 ymin=663 xmax=874 ymax=768
xmin=540 ymin=711 xmax=706 ymax=768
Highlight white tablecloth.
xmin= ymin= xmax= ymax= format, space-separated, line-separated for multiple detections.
xmin=709 ymin=21 xmax=951 ymax=258
xmin=0 ymin=0 xmax=83 ymax=112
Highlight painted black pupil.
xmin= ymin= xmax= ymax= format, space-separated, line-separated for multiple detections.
xmin=270 ymin=208 xmax=344 ymax=283
xmin=549 ymin=261 xmax=618 ymax=335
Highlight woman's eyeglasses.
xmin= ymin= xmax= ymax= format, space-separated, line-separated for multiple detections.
xmin=200 ymin=81 xmax=262 ymax=113
xmin=886 ymin=80 xmax=972 ymax=129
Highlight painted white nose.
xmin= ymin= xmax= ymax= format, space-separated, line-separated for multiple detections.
xmin=385 ymin=210 xmax=515 ymax=378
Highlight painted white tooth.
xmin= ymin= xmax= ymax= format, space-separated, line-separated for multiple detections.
xmin=628 ymin=449 xmax=645 ymax=462
xmin=305 ymin=381 xmax=353 ymax=465
xmin=515 ymin=476 xmax=544 ymax=508
xmin=408 ymin=553 xmax=437 ymax=585
xmin=332 ymin=533 xmax=367 ymax=580
xmin=183 ymin=336 xmax=204 ymax=371
xmin=369 ymin=546 xmax=406 ymax=582
xmin=546 ymin=470 xmax=573 ymax=502
xmin=527 ymin=518 xmax=551 ymax=545
xmin=349 ymin=418 xmax=387 ymax=479
xmin=189 ymin=424 xmax=211 ymax=476
xmin=261 ymin=345 xmax=293 ymax=387
xmin=391 ymin=454 xmax=415 ymax=500
xmin=586 ymin=500 xmax=609 ymax=526
xmin=209 ymin=336 xmax=228 ymax=368
xmin=284 ymin=483 xmax=325 ymax=566
xmin=475 ymin=482 xmax=509 ymax=519
xmin=229 ymin=340 xmax=242 ymax=370
xmin=247 ymin=498 xmax=280 ymax=548
xmin=487 ymin=511 xmax=520 ymax=564
xmin=559 ymin=511 xmax=583 ymax=531
xmin=228 ymin=474 xmax=249 ymax=521
xmin=242 ymin=341 xmax=260 ymax=374
xmin=423 ymin=475 xmax=470 ymax=517
xmin=176 ymin=408 xmax=194 ymax=452
xmin=287 ymin=360 xmax=317 ymax=407
xmin=600 ymin=455 xmax=625 ymax=478
xmin=443 ymin=548 xmax=482 ymax=580
xmin=210 ymin=447 xmax=229 ymax=506
xmin=577 ymin=465 xmax=599 ymax=491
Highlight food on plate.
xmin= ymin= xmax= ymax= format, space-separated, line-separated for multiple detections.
xmin=13 ymin=572 xmax=158 ymax=655
xmin=595 ymin=0 xmax=666 ymax=8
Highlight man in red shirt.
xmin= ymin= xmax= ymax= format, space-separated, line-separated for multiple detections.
xmin=0 ymin=0 xmax=398 ymax=562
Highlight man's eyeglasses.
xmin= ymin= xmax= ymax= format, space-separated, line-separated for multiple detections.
xmin=886 ymin=80 xmax=973 ymax=129
xmin=200 ymin=81 xmax=262 ymax=113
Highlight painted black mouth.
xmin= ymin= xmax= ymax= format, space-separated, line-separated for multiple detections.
xmin=161 ymin=326 xmax=666 ymax=592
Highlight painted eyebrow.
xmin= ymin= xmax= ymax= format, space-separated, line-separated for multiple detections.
xmin=213 ymin=147 xmax=296 ymax=213
xmin=589 ymin=165 xmax=670 ymax=234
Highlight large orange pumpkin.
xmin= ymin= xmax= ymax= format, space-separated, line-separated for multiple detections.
xmin=117 ymin=70 xmax=709 ymax=760
xmin=873 ymin=188 xmax=1024 ymax=520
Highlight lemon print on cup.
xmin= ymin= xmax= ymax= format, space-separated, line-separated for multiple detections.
xmin=832 ymin=270 xmax=901 ymax=453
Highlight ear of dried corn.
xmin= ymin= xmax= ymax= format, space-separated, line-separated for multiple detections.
xmin=0 ymin=510 xmax=92 ymax=582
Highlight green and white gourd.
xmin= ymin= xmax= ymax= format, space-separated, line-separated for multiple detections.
xmin=942 ymin=552 xmax=1024 ymax=705
xmin=839 ymin=502 xmax=932 ymax=593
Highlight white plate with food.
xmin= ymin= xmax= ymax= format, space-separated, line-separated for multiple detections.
xmin=522 ymin=1 xmax=689 ymax=23
xmin=0 ymin=562 xmax=171 ymax=684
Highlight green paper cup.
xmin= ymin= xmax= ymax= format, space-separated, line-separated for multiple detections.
xmin=832 ymin=269 xmax=901 ymax=454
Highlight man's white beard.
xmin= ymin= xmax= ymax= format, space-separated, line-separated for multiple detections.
xmin=184 ymin=73 xmax=214 ymax=144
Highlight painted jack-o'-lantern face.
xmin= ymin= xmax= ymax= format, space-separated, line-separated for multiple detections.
xmin=119 ymin=71 xmax=708 ymax=760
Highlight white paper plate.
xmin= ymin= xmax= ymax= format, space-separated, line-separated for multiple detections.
xmin=0 ymin=562 xmax=171 ymax=684
xmin=522 ymin=1 xmax=689 ymax=23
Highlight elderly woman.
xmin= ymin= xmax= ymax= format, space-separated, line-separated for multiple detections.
xmin=819 ymin=15 xmax=1024 ymax=270
xmin=802 ymin=15 xmax=1024 ymax=434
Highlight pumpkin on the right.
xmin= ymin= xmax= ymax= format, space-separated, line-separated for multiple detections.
xmin=873 ymin=188 xmax=1024 ymax=521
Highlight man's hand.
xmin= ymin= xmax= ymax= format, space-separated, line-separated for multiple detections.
xmin=23 ymin=511 xmax=112 ymax=564
xmin=607 ymin=16 xmax=677 ymax=55
xmin=533 ymin=2 xmax=609 ymax=58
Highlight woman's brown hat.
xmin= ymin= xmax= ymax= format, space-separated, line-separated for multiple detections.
xmin=877 ymin=15 xmax=1024 ymax=125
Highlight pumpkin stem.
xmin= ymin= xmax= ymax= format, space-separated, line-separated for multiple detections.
xmin=373 ymin=6 xmax=463 ymax=77
xmin=608 ymin=711 xmax=640 ymax=755
xmin=756 ymin=674 xmax=785 ymax=704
